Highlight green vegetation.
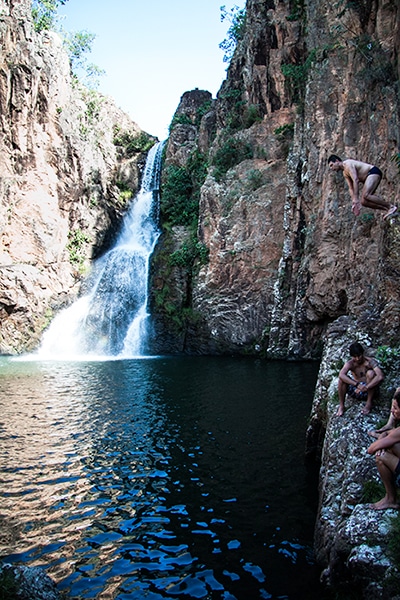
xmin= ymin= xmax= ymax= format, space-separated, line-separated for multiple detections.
xmin=170 ymin=235 xmax=209 ymax=270
xmin=211 ymin=137 xmax=253 ymax=182
xmin=113 ymin=128 xmax=155 ymax=156
xmin=161 ymin=150 xmax=208 ymax=228
xmin=376 ymin=345 xmax=400 ymax=374
xmin=67 ymin=228 xmax=91 ymax=271
xmin=361 ymin=479 xmax=385 ymax=503
xmin=218 ymin=87 xmax=263 ymax=132
xmin=274 ymin=123 xmax=295 ymax=140
xmin=281 ymin=50 xmax=316 ymax=107
xmin=246 ymin=168 xmax=264 ymax=191
xmin=31 ymin=0 xmax=104 ymax=88
xmin=116 ymin=181 xmax=133 ymax=206
xmin=169 ymin=100 xmax=213 ymax=133
xmin=219 ymin=5 xmax=247 ymax=64
xmin=286 ymin=0 xmax=305 ymax=22
xmin=31 ymin=0 xmax=68 ymax=32
xmin=156 ymin=148 xmax=210 ymax=333
xmin=63 ymin=30 xmax=105 ymax=89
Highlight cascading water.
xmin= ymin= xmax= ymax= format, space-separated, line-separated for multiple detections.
xmin=38 ymin=140 xmax=165 ymax=359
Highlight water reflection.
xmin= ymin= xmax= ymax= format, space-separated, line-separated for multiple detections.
xmin=0 ymin=357 xmax=322 ymax=599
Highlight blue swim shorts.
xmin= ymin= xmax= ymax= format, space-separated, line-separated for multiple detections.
xmin=348 ymin=384 xmax=368 ymax=401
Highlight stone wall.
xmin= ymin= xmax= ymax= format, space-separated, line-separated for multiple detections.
xmin=150 ymin=0 xmax=400 ymax=358
xmin=0 ymin=0 xmax=148 ymax=353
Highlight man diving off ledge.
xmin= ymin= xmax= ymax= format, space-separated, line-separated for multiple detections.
xmin=328 ymin=155 xmax=398 ymax=219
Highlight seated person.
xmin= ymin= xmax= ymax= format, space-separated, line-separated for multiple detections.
xmin=367 ymin=395 xmax=400 ymax=510
xmin=337 ymin=342 xmax=384 ymax=416
xmin=369 ymin=387 xmax=400 ymax=438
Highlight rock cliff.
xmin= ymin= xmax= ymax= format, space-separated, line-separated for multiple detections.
xmin=148 ymin=0 xmax=400 ymax=595
xmin=306 ymin=320 xmax=400 ymax=599
xmin=0 ymin=0 xmax=152 ymax=353
xmin=150 ymin=0 xmax=400 ymax=359
xmin=1 ymin=0 xmax=400 ymax=596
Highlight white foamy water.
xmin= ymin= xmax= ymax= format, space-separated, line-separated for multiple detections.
xmin=38 ymin=141 xmax=165 ymax=359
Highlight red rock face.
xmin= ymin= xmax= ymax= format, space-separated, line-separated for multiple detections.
xmin=152 ymin=0 xmax=400 ymax=357
xmin=1 ymin=0 xmax=399 ymax=357
xmin=0 ymin=2 xmax=147 ymax=353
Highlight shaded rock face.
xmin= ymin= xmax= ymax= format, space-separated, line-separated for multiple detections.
xmin=0 ymin=0 xmax=147 ymax=353
xmin=306 ymin=318 xmax=400 ymax=599
xmin=151 ymin=0 xmax=400 ymax=357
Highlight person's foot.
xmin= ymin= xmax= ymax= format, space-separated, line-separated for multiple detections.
xmin=370 ymin=498 xmax=399 ymax=510
xmin=383 ymin=205 xmax=398 ymax=219
xmin=336 ymin=405 xmax=344 ymax=417
xmin=362 ymin=404 xmax=372 ymax=415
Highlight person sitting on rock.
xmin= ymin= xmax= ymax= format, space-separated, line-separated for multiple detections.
xmin=367 ymin=394 xmax=400 ymax=510
xmin=328 ymin=154 xmax=398 ymax=219
xmin=369 ymin=387 xmax=400 ymax=439
xmin=336 ymin=342 xmax=384 ymax=417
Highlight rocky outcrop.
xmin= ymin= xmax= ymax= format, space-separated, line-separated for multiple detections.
xmin=0 ymin=0 xmax=151 ymax=354
xmin=306 ymin=318 xmax=400 ymax=599
xmin=151 ymin=0 xmax=400 ymax=357
xmin=148 ymin=1 xmax=400 ymax=594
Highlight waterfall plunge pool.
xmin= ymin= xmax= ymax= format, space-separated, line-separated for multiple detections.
xmin=0 ymin=355 xmax=327 ymax=599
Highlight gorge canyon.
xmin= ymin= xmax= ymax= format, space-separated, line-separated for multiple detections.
xmin=1 ymin=0 xmax=400 ymax=597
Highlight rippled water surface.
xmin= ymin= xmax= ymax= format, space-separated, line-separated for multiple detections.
xmin=0 ymin=356 xmax=322 ymax=599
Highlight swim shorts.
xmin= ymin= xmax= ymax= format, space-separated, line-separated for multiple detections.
xmin=348 ymin=384 xmax=368 ymax=401
xmin=367 ymin=166 xmax=382 ymax=178
xmin=395 ymin=460 xmax=400 ymax=488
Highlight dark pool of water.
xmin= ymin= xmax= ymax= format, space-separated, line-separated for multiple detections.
xmin=0 ymin=356 xmax=323 ymax=599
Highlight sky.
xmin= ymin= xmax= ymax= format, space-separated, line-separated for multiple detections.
xmin=57 ymin=0 xmax=245 ymax=141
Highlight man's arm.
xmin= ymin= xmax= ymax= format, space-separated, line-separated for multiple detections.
xmin=368 ymin=427 xmax=400 ymax=454
xmin=343 ymin=163 xmax=360 ymax=214
xmin=338 ymin=360 xmax=355 ymax=385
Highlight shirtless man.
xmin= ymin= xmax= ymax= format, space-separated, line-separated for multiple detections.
xmin=328 ymin=155 xmax=398 ymax=219
xmin=336 ymin=342 xmax=384 ymax=416
xmin=367 ymin=395 xmax=400 ymax=510
xmin=369 ymin=387 xmax=400 ymax=439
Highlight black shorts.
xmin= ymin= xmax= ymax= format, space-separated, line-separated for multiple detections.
xmin=367 ymin=166 xmax=382 ymax=178
xmin=348 ymin=384 xmax=368 ymax=401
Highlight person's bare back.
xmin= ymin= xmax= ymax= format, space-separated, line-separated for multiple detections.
xmin=328 ymin=154 xmax=398 ymax=218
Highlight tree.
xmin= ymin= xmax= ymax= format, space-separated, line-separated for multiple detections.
xmin=31 ymin=0 xmax=68 ymax=32
xmin=219 ymin=4 xmax=246 ymax=64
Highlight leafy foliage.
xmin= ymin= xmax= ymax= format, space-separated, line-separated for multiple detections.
xmin=31 ymin=0 xmax=68 ymax=32
xmin=170 ymin=235 xmax=209 ymax=270
xmin=67 ymin=228 xmax=91 ymax=271
xmin=113 ymin=128 xmax=155 ymax=156
xmin=281 ymin=50 xmax=316 ymax=107
xmin=219 ymin=5 xmax=246 ymax=63
xmin=160 ymin=166 xmax=196 ymax=227
xmin=376 ymin=345 xmax=400 ymax=374
xmin=160 ymin=150 xmax=208 ymax=228
xmin=212 ymin=137 xmax=253 ymax=182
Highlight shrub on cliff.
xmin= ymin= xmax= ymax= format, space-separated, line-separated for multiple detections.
xmin=212 ymin=137 xmax=253 ymax=182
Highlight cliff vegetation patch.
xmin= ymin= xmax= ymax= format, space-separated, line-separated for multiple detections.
xmin=211 ymin=136 xmax=253 ymax=182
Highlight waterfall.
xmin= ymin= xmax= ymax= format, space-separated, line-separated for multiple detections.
xmin=38 ymin=141 xmax=165 ymax=359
